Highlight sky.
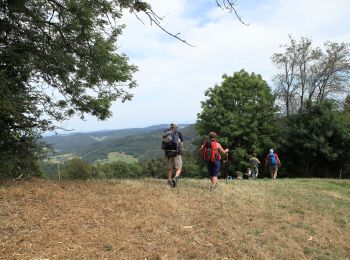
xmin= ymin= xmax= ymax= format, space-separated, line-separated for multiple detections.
xmin=56 ymin=0 xmax=350 ymax=133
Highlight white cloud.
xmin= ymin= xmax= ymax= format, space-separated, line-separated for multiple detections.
xmin=56 ymin=0 xmax=350 ymax=132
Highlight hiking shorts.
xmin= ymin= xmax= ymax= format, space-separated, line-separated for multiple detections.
xmin=251 ymin=167 xmax=258 ymax=178
xmin=207 ymin=160 xmax=221 ymax=177
xmin=269 ymin=165 xmax=278 ymax=174
xmin=166 ymin=155 xmax=182 ymax=170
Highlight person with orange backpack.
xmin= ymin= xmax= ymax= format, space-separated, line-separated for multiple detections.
xmin=201 ymin=132 xmax=229 ymax=192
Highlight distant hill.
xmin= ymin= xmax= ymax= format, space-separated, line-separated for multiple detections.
xmin=44 ymin=124 xmax=170 ymax=153
xmin=44 ymin=124 xmax=198 ymax=163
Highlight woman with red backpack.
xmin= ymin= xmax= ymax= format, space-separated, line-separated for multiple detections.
xmin=201 ymin=132 xmax=229 ymax=192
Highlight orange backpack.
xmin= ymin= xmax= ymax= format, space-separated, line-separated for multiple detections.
xmin=202 ymin=139 xmax=219 ymax=162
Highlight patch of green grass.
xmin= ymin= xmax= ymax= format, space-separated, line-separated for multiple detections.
xmin=247 ymin=228 xmax=262 ymax=236
xmin=303 ymin=246 xmax=314 ymax=255
xmin=334 ymin=216 xmax=348 ymax=227
xmin=267 ymin=179 xmax=350 ymax=218
xmin=304 ymin=246 xmax=335 ymax=259
xmin=103 ymin=244 xmax=112 ymax=252
xmin=294 ymin=222 xmax=316 ymax=235
xmin=45 ymin=153 xmax=76 ymax=163
xmin=94 ymin=152 xmax=138 ymax=165
xmin=289 ymin=207 xmax=305 ymax=216
xmin=294 ymin=179 xmax=350 ymax=195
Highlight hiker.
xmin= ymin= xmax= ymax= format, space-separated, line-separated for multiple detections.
xmin=249 ymin=153 xmax=260 ymax=179
xmin=162 ymin=123 xmax=184 ymax=187
xmin=264 ymin=149 xmax=281 ymax=179
xmin=201 ymin=132 xmax=229 ymax=192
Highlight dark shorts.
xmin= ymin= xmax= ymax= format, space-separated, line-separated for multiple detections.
xmin=207 ymin=160 xmax=221 ymax=177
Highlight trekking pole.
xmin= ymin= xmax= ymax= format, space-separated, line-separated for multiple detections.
xmin=223 ymin=153 xmax=229 ymax=185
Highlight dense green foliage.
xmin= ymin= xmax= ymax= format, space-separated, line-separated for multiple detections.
xmin=197 ymin=69 xmax=278 ymax=174
xmin=0 ymin=0 xmax=154 ymax=178
xmin=96 ymin=161 xmax=142 ymax=179
xmin=62 ymin=158 xmax=92 ymax=180
xmin=0 ymin=135 xmax=46 ymax=178
xmin=281 ymin=101 xmax=350 ymax=178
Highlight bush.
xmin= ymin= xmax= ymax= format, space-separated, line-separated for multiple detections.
xmin=62 ymin=158 xmax=92 ymax=180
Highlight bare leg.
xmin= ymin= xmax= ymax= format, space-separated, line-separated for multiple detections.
xmin=273 ymin=170 xmax=277 ymax=179
xmin=210 ymin=176 xmax=218 ymax=191
xmin=175 ymin=168 xmax=181 ymax=178
xmin=167 ymin=169 xmax=173 ymax=180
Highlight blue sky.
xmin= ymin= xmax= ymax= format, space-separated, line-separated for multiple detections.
xmin=55 ymin=0 xmax=350 ymax=133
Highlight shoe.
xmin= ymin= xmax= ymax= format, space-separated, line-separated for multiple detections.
xmin=167 ymin=180 xmax=173 ymax=187
xmin=210 ymin=185 xmax=217 ymax=192
xmin=172 ymin=176 xmax=179 ymax=187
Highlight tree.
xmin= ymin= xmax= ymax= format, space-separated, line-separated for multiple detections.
xmin=62 ymin=158 xmax=91 ymax=180
xmin=1 ymin=0 xmax=146 ymax=177
xmin=272 ymin=36 xmax=350 ymax=116
xmin=197 ymin=69 xmax=278 ymax=173
xmin=281 ymin=100 xmax=350 ymax=178
xmin=1 ymin=0 xmax=142 ymax=131
xmin=343 ymin=95 xmax=350 ymax=114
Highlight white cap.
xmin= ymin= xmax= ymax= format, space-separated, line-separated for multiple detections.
xmin=269 ymin=149 xmax=274 ymax=153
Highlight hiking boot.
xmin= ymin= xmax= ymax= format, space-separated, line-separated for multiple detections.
xmin=172 ymin=176 xmax=179 ymax=187
xmin=167 ymin=180 xmax=173 ymax=187
xmin=210 ymin=185 xmax=217 ymax=192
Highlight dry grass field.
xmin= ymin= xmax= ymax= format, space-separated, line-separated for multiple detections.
xmin=1 ymin=178 xmax=350 ymax=259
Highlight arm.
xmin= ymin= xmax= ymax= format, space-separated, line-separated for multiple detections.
xmin=217 ymin=143 xmax=229 ymax=154
xmin=276 ymin=154 xmax=281 ymax=167
xmin=178 ymin=132 xmax=184 ymax=148
xmin=200 ymin=138 xmax=206 ymax=150
xmin=178 ymin=132 xmax=184 ymax=143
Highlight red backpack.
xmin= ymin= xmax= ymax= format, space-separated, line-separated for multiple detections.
xmin=202 ymin=139 xmax=219 ymax=162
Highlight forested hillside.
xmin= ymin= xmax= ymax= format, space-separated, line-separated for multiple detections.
xmin=44 ymin=124 xmax=197 ymax=163
xmin=44 ymin=124 xmax=169 ymax=153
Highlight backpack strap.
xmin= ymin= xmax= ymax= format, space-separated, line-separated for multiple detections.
xmin=211 ymin=140 xmax=217 ymax=161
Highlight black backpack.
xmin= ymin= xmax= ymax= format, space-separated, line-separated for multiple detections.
xmin=162 ymin=128 xmax=180 ymax=157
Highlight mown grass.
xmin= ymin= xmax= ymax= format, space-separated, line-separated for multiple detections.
xmin=0 ymin=178 xmax=349 ymax=259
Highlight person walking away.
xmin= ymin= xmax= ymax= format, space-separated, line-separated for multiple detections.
xmin=162 ymin=123 xmax=184 ymax=187
xmin=201 ymin=132 xmax=229 ymax=192
xmin=264 ymin=149 xmax=281 ymax=179
xmin=250 ymin=153 xmax=260 ymax=179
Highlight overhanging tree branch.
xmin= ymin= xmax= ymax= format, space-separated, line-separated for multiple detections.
xmin=131 ymin=0 xmax=248 ymax=47
xmin=215 ymin=0 xmax=249 ymax=26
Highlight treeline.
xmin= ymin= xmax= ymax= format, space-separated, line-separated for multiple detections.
xmin=195 ymin=36 xmax=350 ymax=179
